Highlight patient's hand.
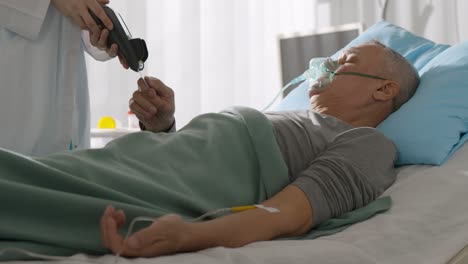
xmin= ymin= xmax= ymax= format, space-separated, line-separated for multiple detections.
xmin=100 ymin=206 xmax=191 ymax=257
xmin=129 ymin=77 xmax=176 ymax=133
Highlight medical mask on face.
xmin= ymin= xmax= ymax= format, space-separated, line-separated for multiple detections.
xmin=261 ymin=57 xmax=340 ymax=112
xmin=305 ymin=57 xmax=340 ymax=91
xmin=261 ymin=57 xmax=388 ymax=112
xmin=302 ymin=57 xmax=388 ymax=91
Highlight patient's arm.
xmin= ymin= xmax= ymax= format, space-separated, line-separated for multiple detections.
xmin=100 ymin=185 xmax=312 ymax=257
xmin=189 ymin=185 xmax=313 ymax=249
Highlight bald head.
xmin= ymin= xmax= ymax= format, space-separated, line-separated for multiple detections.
xmin=369 ymin=40 xmax=420 ymax=111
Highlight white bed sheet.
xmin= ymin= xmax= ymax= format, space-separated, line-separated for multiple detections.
xmin=6 ymin=144 xmax=468 ymax=264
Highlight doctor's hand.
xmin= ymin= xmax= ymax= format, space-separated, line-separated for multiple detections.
xmin=51 ymin=0 xmax=113 ymax=37
xmin=129 ymin=77 xmax=176 ymax=133
xmin=89 ymin=29 xmax=130 ymax=69
xmin=101 ymin=206 xmax=191 ymax=257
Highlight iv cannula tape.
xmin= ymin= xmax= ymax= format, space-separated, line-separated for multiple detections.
xmin=90 ymin=5 xmax=149 ymax=72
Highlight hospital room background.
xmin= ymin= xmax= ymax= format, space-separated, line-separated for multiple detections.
xmin=88 ymin=0 xmax=468 ymax=146
xmin=3 ymin=0 xmax=468 ymax=263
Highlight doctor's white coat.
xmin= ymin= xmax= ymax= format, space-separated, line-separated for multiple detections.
xmin=0 ymin=0 xmax=108 ymax=156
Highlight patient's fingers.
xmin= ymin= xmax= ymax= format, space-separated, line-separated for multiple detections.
xmin=138 ymin=78 xmax=165 ymax=102
xmin=107 ymin=217 xmax=124 ymax=254
xmin=130 ymin=103 xmax=149 ymax=119
xmin=114 ymin=209 xmax=126 ymax=227
xmin=101 ymin=206 xmax=128 ymax=254
xmin=137 ymin=78 xmax=150 ymax=92
xmin=117 ymin=215 xmax=185 ymax=257
xmin=117 ymin=224 xmax=162 ymax=257
xmin=100 ymin=205 xmax=113 ymax=248
xmin=145 ymin=77 xmax=174 ymax=99
xmin=130 ymin=95 xmax=154 ymax=119
xmin=147 ymin=88 xmax=157 ymax=99
xmin=134 ymin=113 xmax=146 ymax=126
xmin=131 ymin=101 xmax=156 ymax=121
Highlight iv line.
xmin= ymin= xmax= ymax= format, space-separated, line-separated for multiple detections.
xmin=114 ymin=204 xmax=279 ymax=263
xmin=260 ymin=75 xmax=307 ymax=112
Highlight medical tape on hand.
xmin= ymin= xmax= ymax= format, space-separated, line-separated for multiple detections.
xmin=254 ymin=204 xmax=280 ymax=213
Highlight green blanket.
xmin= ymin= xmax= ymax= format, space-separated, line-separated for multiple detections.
xmin=0 ymin=107 xmax=390 ymax=260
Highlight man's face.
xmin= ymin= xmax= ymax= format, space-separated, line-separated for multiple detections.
xmin=308 ymin=44 xmax=388 ymax=112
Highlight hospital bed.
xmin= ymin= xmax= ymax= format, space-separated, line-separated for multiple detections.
xmin=5 ymin=20 xmax=468 ymax=263
xmin=4 ymin=142 xmax=468 ymax=264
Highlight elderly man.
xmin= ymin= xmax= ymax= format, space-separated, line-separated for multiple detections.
xmin=0 ymin=41 xmax=419 ymax=260
xmin=99 ymin=40 xmax=419 ymax=257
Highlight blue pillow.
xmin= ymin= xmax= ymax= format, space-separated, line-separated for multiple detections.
xmin=378 ymin=42 xmax=468 ymax=165
xmin=275 ymin=21 xmax=468 ymax=165
xmin=337 ymin=20 xmax=449 ymax=71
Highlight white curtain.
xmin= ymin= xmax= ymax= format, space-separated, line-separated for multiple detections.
xmin=87 ymin=0 xmax=467 ymax=129
xmin=87 ymin=0 xmax=338 ymax=128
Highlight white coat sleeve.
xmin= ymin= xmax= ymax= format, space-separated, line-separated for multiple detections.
xmin=82 ymin=30 xmax=113 ymax=62
xmin=0 ymin=0 xmax=51 ymax=40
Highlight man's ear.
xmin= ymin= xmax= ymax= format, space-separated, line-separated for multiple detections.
xmin=373 ymin=80 xmax=400 ymax=102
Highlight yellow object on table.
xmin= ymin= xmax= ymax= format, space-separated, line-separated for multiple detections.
xmin=98 ymin=116 xmax=116 ymax=129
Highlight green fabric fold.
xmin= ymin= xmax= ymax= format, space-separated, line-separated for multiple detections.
xmin=302 ymin=196 xmax=392 ymax=239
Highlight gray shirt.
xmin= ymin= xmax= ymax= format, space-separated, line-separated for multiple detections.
xmin=265 ymin=111 xmax=397 ymax=227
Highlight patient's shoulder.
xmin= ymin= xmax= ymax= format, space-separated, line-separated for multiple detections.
xmin=324 ymin=127 xmax=398 ymax=191
xmin=330 ymin=127 xmax=397 ymax=173
xmin=333 ymin=127 xmax=396 ymax=155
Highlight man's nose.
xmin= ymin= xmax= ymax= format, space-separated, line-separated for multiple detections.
xmin=337 ymin=56 xmax=346 ymax=65
xmin=326 ymin=59 xmax=341 ymax=74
